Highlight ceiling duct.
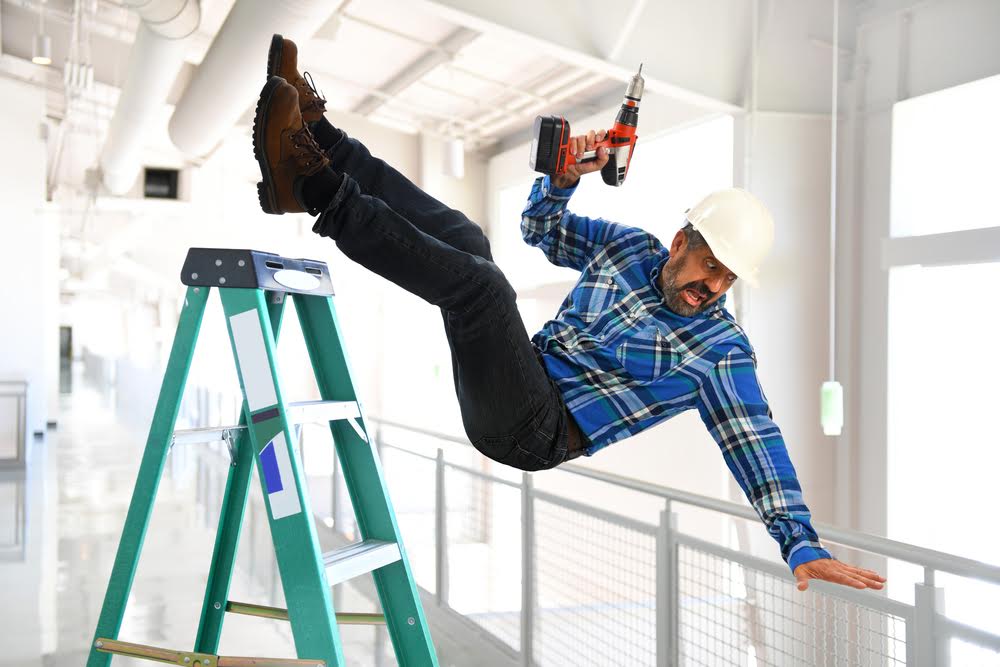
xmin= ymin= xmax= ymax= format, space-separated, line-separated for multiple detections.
xmin=99 ymin=0 xmax=200 ymax=195
xmin=168 ymin=0 xmax=343 ymax=157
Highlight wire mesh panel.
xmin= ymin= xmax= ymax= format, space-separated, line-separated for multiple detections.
xmin=677 ymin=542 xmax=907 ymax=666
xmin=444 ymin=465 xmax=522 ymax=652
xmin=533 ymin=495 xmax=657 ymax=666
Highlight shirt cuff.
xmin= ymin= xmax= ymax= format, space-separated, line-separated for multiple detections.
xmin=786 ymin=543 xmax=834 ymax=573
xmin=542 ymin=174 xmax=579 ymax=199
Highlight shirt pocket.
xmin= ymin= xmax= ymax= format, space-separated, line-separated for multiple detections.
xmin=615 ymin=326 xmax=682 ymax=383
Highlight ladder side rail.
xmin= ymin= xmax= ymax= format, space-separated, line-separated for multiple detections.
xmin=87 ymin=286 xmax=211 ymax=667
xmin=293 ymin=293 xmax=438 ymax=666
xmin=219 ymin=288 xmax=345 ymax=667
xmin=194 ymin=293 xmax=289 ymax=653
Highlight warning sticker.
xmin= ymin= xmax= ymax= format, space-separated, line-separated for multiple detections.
xmin=259 ymin=432 xmax=301 ymax=520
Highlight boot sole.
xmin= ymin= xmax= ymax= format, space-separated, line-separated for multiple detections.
xmin=253 ymin=76 xmax=284 ymax=215
xmin=266 ymin=33 xmax=283 ymax=79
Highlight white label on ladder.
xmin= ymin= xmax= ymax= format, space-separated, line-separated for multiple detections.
xmin=229 ymin=309 xmax=278 ymax=411
xmin=259 ymin=432 xmax=302 ymax=520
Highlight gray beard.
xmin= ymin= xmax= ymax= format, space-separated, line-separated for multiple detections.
xmin=660 ymin=259 xmax=713 ymax=317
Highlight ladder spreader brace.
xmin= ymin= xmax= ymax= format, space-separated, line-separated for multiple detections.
xmin=88 ymin=248 xmax=438 ymax=667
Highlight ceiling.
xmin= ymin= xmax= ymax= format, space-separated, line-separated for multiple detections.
xmin=0 ymin=0 xmax=627 ymax=154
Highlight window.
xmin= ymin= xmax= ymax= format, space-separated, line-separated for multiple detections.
xmin=886 ymin=74 xmax=1000 ymax=640
xmin=890 ymin=74 xmax=1000 ymax=238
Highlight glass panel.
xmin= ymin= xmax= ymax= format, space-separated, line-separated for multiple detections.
xmin=891 ymin=73 xmax=1000 ymax=237
xmin=887 ymin=261 xmax=1000 ymax=637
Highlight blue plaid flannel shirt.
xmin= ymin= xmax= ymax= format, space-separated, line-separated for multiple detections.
xmin=522 ymin=175 xmax=832 ymax=572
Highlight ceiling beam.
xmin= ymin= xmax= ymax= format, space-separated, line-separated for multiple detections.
xmin=414 ymin=0 xmax=745 ymax=115
xmin=352 ymin=26 xmax=479 ymax=116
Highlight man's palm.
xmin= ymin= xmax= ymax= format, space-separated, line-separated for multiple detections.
xmin=794 ymin=559 xmax=886 ymax=591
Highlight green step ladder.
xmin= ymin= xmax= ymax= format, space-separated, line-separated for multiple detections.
xmin=88 ymin=248 xmax=438 ymax=667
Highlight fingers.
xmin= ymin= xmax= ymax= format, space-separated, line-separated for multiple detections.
xmin=566 ymin=130 xmax=610 ymax=179
xmin=800 ymin=562 xmax=887 ymax=591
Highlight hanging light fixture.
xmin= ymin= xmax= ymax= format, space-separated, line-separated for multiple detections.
xmin=32 ymin=0 xmax=52 ymax=65
xmin=821 ymin=0 xmax=844 ymax=437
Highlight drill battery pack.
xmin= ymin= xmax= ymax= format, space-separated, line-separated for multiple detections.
xmin=528 ymin=115 xmax=571 ymax=177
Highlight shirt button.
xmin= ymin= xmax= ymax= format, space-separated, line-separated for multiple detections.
xmin=606 ymin=278 xmax=613 ymax=285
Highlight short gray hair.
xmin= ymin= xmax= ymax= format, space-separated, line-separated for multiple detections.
xmin=681 ymin=222 xmax=707 ymax=251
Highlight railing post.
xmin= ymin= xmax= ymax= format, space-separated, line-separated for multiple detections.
xmin=521 ymin=472 xmax=535 ymax=667
xmin=657 ymin=502 xmax=679 ymax=667
xmin=911 ymin=568 xmax=947 ymax=667
xmin=435 ymin=448 xmax=449 ymax=606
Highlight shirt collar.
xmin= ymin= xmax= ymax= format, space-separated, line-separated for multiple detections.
xmin=649 ymin=247 xmax=727 ymax=318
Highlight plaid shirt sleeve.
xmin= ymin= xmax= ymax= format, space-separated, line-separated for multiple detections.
xmin=696 ymin=347 xmax=833 ymax=572
xmin=521 ymin=175 xmax=628 ymax=271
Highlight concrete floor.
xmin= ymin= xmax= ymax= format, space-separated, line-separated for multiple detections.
xmin=0 ymin=370 xmax=398 ymax=666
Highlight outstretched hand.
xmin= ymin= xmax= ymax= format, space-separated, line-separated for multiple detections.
xmin=794 ymin=558 xmax=886 ymax=591
xmin=552 ymin=129 xmax=611 ymax=189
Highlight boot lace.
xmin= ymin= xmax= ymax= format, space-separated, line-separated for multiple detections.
xmin=298 ymin=71 xmax=327 ymax=113
xmin=290 ymin=125 xmax=326 ymax=171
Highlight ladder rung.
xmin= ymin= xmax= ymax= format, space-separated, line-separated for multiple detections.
xmin=172 ymin=401 xmax=360 ymax=446
xmin=286 ymin=400 xmax=361 ymax=425
xmin=225 ymin=600 xmax=386 ymax=625
xmin=323 ymin=540 xmax=401 ymax=585
xmin=93 ymin=637 xmax=324 ymax=666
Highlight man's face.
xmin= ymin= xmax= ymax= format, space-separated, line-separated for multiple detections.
xmin=659 ymin=230 xmax=738 ymax=317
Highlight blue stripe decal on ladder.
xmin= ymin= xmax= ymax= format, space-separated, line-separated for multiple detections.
xmin=260 ymin=441 xmax=283 ymax=493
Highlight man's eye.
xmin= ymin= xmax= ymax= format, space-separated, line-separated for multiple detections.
xmin=706 ymin=261 xmax=716 ymax=270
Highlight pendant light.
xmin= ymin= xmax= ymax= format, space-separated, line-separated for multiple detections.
xmin=32 ymin=1 xmax=52 ymax=66
xmin=821 ymin=0 xmax=844 ymax=437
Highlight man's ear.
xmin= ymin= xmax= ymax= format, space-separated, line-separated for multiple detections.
xmin=670 ymin=229 xmax=686 ymax=255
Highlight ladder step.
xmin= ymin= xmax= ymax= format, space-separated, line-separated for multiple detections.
xmin=323 ymin=540 xmax=401 ymax=585
xmin=285 ymin=400 xmax=361 ymax=425
xmin=172 ymin=401 xmax=360 ymax=446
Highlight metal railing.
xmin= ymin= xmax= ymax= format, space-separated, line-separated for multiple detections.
xmin=162 ymin=373 xmax=1000 ymax=667
xmin=357 ymin=417 xmax=1000 ymax=667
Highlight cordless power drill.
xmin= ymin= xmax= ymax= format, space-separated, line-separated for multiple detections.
xmin=529 ymin=64 xmax=645 ymax=187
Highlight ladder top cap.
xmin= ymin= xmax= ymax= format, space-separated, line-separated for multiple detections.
xmin=181 ymin=248 xmax=334 ymax=296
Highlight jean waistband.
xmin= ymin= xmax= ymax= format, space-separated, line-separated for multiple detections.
xmin=531 ymin=343 xmax=588 ymax=459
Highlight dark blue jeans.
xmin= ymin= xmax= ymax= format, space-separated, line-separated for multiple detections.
xmin=311 ymin=134 xmax=572 ymax=471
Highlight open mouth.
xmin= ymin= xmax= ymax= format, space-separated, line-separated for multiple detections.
xmin=683 ymin=289 xmax=706 ymax=307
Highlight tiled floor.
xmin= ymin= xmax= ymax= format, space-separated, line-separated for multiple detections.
xmin=0 ymin=374 xmax=396 ymax=666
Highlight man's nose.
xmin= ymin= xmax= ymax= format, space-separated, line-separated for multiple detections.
xmin=705 ymin=275 xmax=724 ymax=294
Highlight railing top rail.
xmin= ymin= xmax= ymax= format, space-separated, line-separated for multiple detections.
xmin=369 ymin=416 xmax=1000 ymax=586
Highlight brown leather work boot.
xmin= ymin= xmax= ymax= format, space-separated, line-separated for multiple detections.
xmin=253 ymin=76 xmax=329 ymax=215
xmin=267 ymin=34 xmax=327 ymax=124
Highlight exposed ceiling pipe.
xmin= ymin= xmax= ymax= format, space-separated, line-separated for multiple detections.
xmin=98 ymin=0 xmax=200 ymax=195
xmin=168 ymin=0 xmax=345 ymax=157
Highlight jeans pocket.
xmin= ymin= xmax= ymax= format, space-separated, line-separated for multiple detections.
xmin=472 ymin=434 xmax=518 ymax=463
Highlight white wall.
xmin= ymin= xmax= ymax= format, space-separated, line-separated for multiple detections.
xmin=736 ymin=114 xmax=835 ymax=555
xmin=0 ymin=78 xmax=57 ymax=446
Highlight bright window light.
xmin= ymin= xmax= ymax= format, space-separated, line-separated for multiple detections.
xmin=891 ymin=73 xmax=1000 ymax=238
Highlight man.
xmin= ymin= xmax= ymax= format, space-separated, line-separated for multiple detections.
xmin=253 ymin=35 xmax=885 ymax=592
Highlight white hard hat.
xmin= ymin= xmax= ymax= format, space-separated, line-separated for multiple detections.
xmin=685 ymin=188 xmax=775 ymax=288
